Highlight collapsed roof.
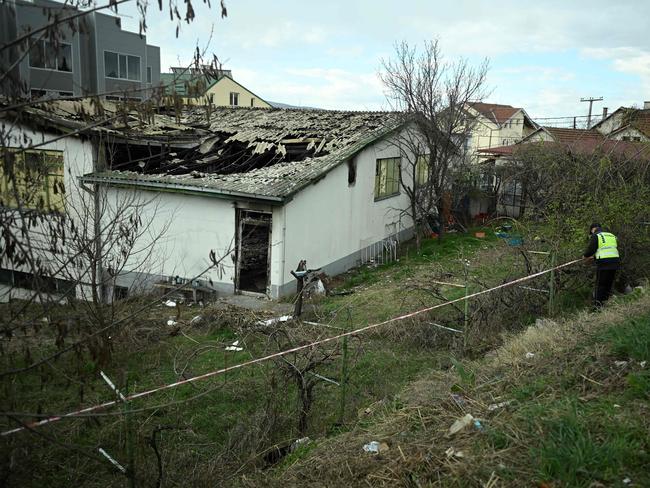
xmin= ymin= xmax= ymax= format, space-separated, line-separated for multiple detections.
xmin=85 ymin=107 xmax=403 ymax=202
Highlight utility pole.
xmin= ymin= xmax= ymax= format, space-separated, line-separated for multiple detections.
xmin=580 ymin=96 xmax=603 ymax=128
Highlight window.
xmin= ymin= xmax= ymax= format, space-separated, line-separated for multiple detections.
xmin=0 ymin=267 xmax=75 ymax=294
xmin=104 ymin=51 xmax=141 ymax=80
xmin=104 ymin=52 xmax=118 ymax=77
xmin=0 ymin=149 xmax=65 ymax=212
xmin=415 ymin=155 xmax=429 ymax=186
xmin=250 ymin=97 xmax=255 ymax=107
xmin=29 ymin=40 xmax=72 ymax=72
xmin=374 ymin=157 xmax=400 ymax=199
xmin=146 ymin=66 xmax=152 ymax=83
xmin=127 ymin=56 xmax=140 ymax=80
xmin=229 ymin=92 xmax=239 ymax=106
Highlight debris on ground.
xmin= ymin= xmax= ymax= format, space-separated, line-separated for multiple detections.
xmin=487 ymin=400 xmax=512 ymax=411
xmin=445 ymin=447 xmax=465 ymax=459
xmin=614 ymin=360 xmax=628 ymax=368
xmin=167 ymin=319 xmax=177 ymax=326
xmin=225 ymin=340 xmax=243 ymax=352
xmin=190 ymin=315 xmax=203 ymax=325
xmin=362 ymin=441 xmax=390 ymax=454
xmin=290 ymin=437 xmax=311 ymax=452
xmin=164 ymin=300 xmax=177 ymax=308
xmin=257 ymin=315 xmax=293 ymax=326
xmin=525 ymin=352 xmax=535 ymax=359
xmin=447 ymin=413 xmax=475 ymax=437
xmin=451 ymin=393 xmax=466 ymax=408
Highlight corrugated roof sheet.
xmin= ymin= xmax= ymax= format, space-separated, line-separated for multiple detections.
xmin=88 ymin=107 xmax=404 ymax=200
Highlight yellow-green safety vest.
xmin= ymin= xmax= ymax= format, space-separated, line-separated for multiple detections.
xmin=595 ymin=232 xmax=619 ymax=260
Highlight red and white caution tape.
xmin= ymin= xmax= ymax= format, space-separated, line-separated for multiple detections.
xmin=1 ymin=258 xmax=582 ymax=437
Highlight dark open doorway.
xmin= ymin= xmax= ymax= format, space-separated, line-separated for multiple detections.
xmin=235 ymin=210 xmax=272 ymax=294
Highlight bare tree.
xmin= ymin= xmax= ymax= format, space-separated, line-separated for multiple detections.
xmin=380 ymin=40 xmax=489 ymax=246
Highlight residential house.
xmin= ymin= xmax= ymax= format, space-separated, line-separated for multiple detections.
xmin=0 ymin=0 xmax=160 ymax=100
xmin=477 ymin=122 xmax=650 ymax=217
xmin=591 ymin=101 xmax=650 ymax=142
xmin=160 ymin=67 xmax=271 ymax=108
xmin=84 ymin=108 xmax=413 ymax=298
xmin=2 ymin=103 xmax=414 ymax=301
xmin=464 ymin=102 xmax=538 ymax=163
xmin=0 ymin=103 xmax=95 ymax=301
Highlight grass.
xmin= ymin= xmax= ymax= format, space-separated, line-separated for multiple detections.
xmin=0 ymin=226 xmax=611 ymax=487
xmin=261 ymin=290 xmax=650 ymax=488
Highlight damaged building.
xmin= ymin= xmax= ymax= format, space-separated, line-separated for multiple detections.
xmin=1 ymin=102 xmax=416 ymax=300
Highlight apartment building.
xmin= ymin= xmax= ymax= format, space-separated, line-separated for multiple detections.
xmin=0 ymin=0 xmax=160 ymax=100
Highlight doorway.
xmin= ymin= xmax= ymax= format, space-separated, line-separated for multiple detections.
xmin=235 ymin=210 xmax=272 ymax=294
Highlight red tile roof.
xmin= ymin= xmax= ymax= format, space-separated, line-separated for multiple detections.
xmin=628 ymin=109 xmax=650 ymax=137
xmin=478 ymin=138 xmax=650 ymax=160
xmin=542 ymin=127 xmax=605 ymax=144
xmin=468 ymin=102 xmax=521 ymax=125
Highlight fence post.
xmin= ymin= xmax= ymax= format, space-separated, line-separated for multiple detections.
xmin=548 ymin=251 xmax=556 ymax=316
xmin=464 ymin=277 xmax=469 ymax=331
xmin=337 ymin=308 xmax=351 ymax=425
xmin=123 ymin=382 xmax=136 ymax=488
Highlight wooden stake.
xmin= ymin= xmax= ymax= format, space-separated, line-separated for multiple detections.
xmin=337 ymin=308 xmax=351 ymax=425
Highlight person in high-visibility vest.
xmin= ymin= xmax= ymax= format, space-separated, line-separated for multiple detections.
xmin=583 ymin=223 xmax=620 ymax=307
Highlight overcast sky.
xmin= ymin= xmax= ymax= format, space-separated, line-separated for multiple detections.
xmin=118 ymin=0 xmax=650 ymax=118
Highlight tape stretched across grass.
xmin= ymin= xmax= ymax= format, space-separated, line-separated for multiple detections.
xmin=1 ymin=259 xmax=583 ymax=437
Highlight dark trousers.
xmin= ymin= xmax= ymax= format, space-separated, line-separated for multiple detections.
xmin=594 ymin=269 xmax=617 ymax=307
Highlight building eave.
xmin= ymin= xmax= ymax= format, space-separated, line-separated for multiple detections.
xmin=79 ymin=174 xmax=287 ymax=205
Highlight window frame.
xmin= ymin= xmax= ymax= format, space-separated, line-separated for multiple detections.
xmin=103 ymin=50 xmax=142 ymax=81
xmin=29 ymin=40 xmax=73 ymax=73
xmin=415 ymin=155 xmax=430 ymax=187
xmin=146 ymin=66 xmax=152 ymax=83
xmin=374 ymin=157 xmax=401 ymax=201
xmin=0 ymin=148 xmax=65 ymax=213
xmin=229 ymin=92 xmax=239 ymax=106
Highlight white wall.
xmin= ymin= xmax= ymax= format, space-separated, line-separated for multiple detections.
xmin=105 ymin=188 xmax=250 ymax=294
xmin=274 ymin=134 xmax=415 ymax=295
xmin=0 ymin=123 xmax=95 ymax=302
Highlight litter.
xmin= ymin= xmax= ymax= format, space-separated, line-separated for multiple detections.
xmin=164 ymin=300 xmax=177 ymax=307
xmin=362 ymin=441 xmax=389 ymax=454
xmin=640 ymin=361 xmax=647 ymax=368
xmin=190 ymin=315 xmax=203 ymax=325
xmin=445 ymin=447 xmax=465 ymax=458
xmin=225 ymin=340 xmax=243 ymax=352
xmin=623 ymin=478 xmax=632 ymax=485
xmin=167 ymin=320 xmax=177 ymax=326
xmin=257 ymin=315 xmax=293 ymax=326
xmin=290 ymin=437 xmax=311 ymax=452
xmin=451 ymin=393 xmax=466 ymax=408
xmin=525 ymin=352 xmax=535 ymax=359
xmin=614 ymin=361 xmax=628 ymax=367
xmin=473 ymin=419 xmax=483 ymax=431
xmin=487 ymin=400 xmax=512 ymax=411
xmin=447 ymin=413 xmax=475 ymax=436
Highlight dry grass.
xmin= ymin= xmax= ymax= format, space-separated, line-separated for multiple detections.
xmin=247 ymin=290 xmax=650 ymax=487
